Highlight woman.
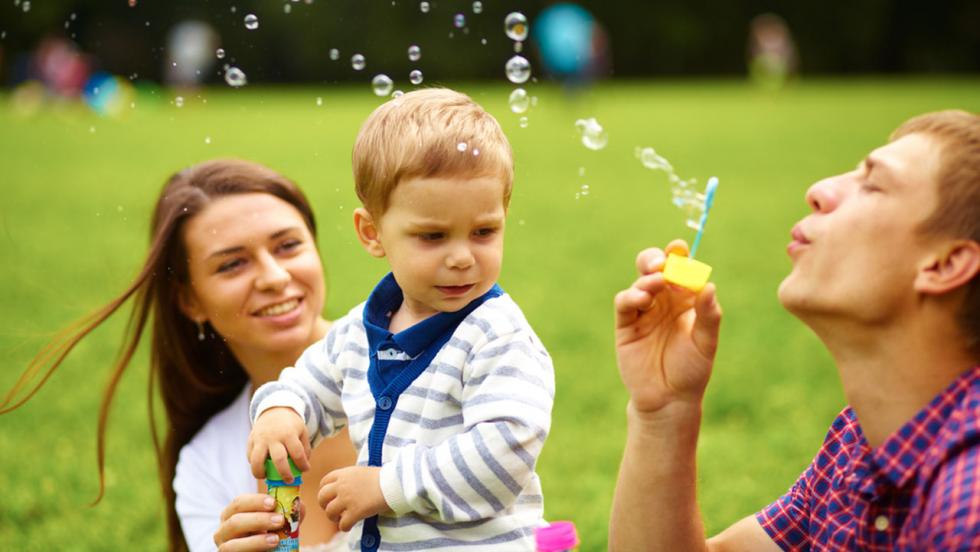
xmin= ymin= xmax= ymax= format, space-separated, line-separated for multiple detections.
xmin=1 ymin=159 xmax=358 ymax=551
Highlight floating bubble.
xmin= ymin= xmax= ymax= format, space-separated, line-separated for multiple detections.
xmin=409 ymin=69 xmax=423 ymax=85
xmin=351 ymin=54 xmax=366 ymax=70
xmin=244 ymin=14 xmax=259 ymax=30
xmin=22 ymin=1 xmax=31 ymax=12
xmin=457 ymin=142 xmax=468 ymax=152
xmin=508 ymin=88 xmax=529 ymax=113
xmin=129 ymin=0 xmax=137 ymax=6
xmin=392 ymin=90 xmax=404 ymax=98
xmin=408 ymin=44 xmax=421 ymax=62
xmin=329 ymin=48 xmax=339 ymax=61
xmin=637 ymin=147 xmax=673 ymax=172
xmin=504 ymin=12 xmax=528 ymax=41
xmin=224 ymin=66 xmax=247 ymax=87
xmin=637 ymin=146 xmax=706 ymax=230
xmin=480 ymin=38 xmax=488 ymax=45
xmin=216 ymin=48 xmax=225 ymax=59
xmin=371 ymin=74 xmax=393 ymax=96
xmin=454 ymin=13 xmax=466 ymax=28
xmin=578 ymin=167 xmax=586 ymax=177
xmin=519 ymin=116 xmax=529 ymax=128
xmin=514 ymin=41 xmax=523 ymax=53
xmin=175 ymin=96 xmax=184 ymax=107
xmin=205 ymin=136 xmax=212 ymax=144
xmin=505 ymin=55 xmax=531 ymax=84
xmin=283 ymin=3 xmax=291 ymax=14
xmin=472 ymin=147 xmax=480 ymax=156
xmin=472 ymin=1 xmax=483 ymax=14
xmin=574 ymin=118 xmax=608 ymax=151
xmin=420 ymin=1 xmax=430 ymax=13
xmin=316 ymin=97 xmax=323 ymax=106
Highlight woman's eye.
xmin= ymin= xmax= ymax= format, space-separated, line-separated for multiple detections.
xmin=217 ymin=259 xmax=244 ymax=273
xmin=278 ymin=239 xmax=302 ymax=252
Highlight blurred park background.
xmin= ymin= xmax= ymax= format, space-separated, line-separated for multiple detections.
xmin=1 ymin=1 xmax=979 ymax=551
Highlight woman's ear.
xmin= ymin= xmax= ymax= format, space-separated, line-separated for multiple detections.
xmin=353 ymin=208 xmax=386 ymax=258
xmin=177 ymin=284 xmax=206 ymax=323
xmin=915 ymin=240 xmax=980 ymax=295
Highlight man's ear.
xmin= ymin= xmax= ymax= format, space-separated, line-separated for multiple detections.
xmin=353 ymin=208 xmax=386 ymax=258
xmin=915 ymin=240 xmax=980 ymax=295
xmin=177 ymin=284 xmax=206 ymax=324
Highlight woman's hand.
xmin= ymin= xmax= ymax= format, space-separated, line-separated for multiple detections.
xmin=614 ymin=241 xmax=723 ymax=415
xmin=213 ymin=494 xmax=287 ymax=551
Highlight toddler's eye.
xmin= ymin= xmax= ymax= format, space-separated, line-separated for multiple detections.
xmin=474 ymin=227 xmax=497 ymax=237
xmin=419 ymin=232 xmax=445 ymax=241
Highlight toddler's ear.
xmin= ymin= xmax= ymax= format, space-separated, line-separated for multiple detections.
xmin=353 ymin=208 xmax=386 ymax=258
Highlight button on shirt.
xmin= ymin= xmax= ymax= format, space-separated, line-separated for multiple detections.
xmin=757 ymin=365 xmax=980 ymax=550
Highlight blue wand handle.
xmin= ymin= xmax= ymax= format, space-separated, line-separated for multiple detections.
xmin=690 ymin=177 xmax=718 ymax=259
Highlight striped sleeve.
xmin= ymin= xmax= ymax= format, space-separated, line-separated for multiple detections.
xmin=250 ymin=318 xmax=350 ymax=447
xmin=379 ymin=328 xmax=554 ymax=521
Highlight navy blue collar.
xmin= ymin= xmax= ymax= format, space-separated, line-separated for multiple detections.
xmin=363 ymin=273 xmax=503 ymax=357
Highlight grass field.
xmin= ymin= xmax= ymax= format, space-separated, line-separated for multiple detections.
xmin=1 ymin=78 xmax=978 ymax=550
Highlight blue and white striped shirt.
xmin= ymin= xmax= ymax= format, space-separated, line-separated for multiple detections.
xmin=251 ymin=278 xmax=554 ymax=551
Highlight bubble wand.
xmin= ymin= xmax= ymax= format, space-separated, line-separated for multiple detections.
xmin=663 ymin=177 xmax=718 ymax=291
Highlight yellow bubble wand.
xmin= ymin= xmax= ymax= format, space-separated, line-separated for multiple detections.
xmin=663 ymin=177 xmax=718 ymax=291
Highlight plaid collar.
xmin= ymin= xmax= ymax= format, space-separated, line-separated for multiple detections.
xmin=868 ymin=365 xmax=980 ymax=489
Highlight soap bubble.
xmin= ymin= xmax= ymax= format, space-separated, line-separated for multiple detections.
xmin=316 ymin=97 xmax=323 ymax=106
xmin=505 ymin=55 xmax=531 ymax=84
xmin=420 ymin=1 xmax=430 ymax=13
xmin=224 ymin=66 xmax=247 ymax=87
xmin=508 ymin=88 xmax=529 ymax=113
xmin=514 ymin=41 xmax=523 ymax=53
xmin=472 ymin=1 xmax=483 ymax=14
xmin=637 ymin=146 xmax=707 ymax=230
xmin=22 ymin=1 xmax=31 ymax=13
xmin=129 ymin=0 xmax=137 ymax=7
xmin=329 ymin=48 xmax=339 ymax=61
xmin=519 ymin=116 xmax=529 ymax=128
xmin=637 ymin=147 xmax=673 ymax=172
xmin=454 ymin=13 xmax=466 ymax=28
xmin=351 ymin=54 xmax=366 ymax=70
xmin=504 ymin=12 xmax=528 ymax=41
xmin=457 ymin=142 xmax=468 ymax=152
xmin=392 ymin=90 xmax=404 ymax=98
xmin=215 ymin=48 xmax=225 ymax=59
xmin=580 ymin=184 xmax=590 ymax=196
xmin=283 ymin=3 xmax=291 ymax=14
xmin=409 ymin=69 xmax=423 ymax=85
xmin=244 ymin=14 xmax=259 ymax=30
xmin=574 ymin=118 xmax=608 ymax=150
xmin=372 ymin=74 xmax=393 ymax=96
xmin=174 ymin=96 xmax=184 ymax=107
xmin=407 ymin=44 xmax=421 ymax=62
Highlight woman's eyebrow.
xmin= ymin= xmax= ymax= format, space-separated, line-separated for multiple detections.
xmin=206 ymin=227 xmax=301 ymax=259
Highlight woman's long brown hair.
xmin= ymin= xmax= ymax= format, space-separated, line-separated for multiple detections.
xmin=1 ymin=159 xmax=319 ymax=552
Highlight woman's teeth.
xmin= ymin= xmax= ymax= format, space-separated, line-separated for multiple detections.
xmin=257 ymin=299 xmax=299 ymax=317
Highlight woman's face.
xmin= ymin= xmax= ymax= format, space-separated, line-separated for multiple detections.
xmin=179 ymin=193 xmax=326 ymax=365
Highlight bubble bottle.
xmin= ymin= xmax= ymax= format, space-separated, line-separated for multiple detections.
xmin=265 ymin=458 xmax=303 ymax=552
xmin=535 ymin=521 xmax=580 ymax=552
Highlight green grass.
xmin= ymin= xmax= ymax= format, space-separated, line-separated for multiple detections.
xmin=1 ymin=78 xmax=978 ymax=550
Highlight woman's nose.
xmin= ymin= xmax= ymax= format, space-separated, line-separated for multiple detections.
xmin=255 ymin=252 xmax=290 ymax=290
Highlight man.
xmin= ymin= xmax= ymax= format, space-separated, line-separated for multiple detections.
xmin=610 ymin=110 xmax=980 ymax=551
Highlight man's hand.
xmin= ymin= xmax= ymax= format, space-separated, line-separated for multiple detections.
xmin=247 ymin=407 xmax=312 ymax=483
xmin=614 ymin=241 xmax=723 ymax=414
xmin=318 ymin=466 xmax=391 ymax=531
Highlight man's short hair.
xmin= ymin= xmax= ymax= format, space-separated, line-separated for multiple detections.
xmin=352 ymin=88 xmax=514 ymax=215
xmin=891 ymin=110 xmax=980 ymax=356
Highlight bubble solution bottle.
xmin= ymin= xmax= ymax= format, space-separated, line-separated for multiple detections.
xmin=535 ymin=521 xmax=580 ymax=552
xmin=265 ymin=458 xmax=303 ymax=552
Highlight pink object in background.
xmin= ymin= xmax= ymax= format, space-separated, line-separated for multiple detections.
xmin=535 ymin=521 xmax=580 ymax=552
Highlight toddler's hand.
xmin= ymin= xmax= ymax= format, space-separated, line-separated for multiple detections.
xmin=247 ymin=407 xmax=311 ymax=483
xmin=318 ymin=466 xmax=390 ymax=531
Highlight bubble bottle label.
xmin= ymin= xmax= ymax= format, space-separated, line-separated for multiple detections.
xmin=266 ymin=458 xmax=303 ymax=552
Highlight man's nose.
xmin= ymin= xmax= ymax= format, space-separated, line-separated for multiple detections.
xmin=805 ymin=177 xmax=843 ymax=214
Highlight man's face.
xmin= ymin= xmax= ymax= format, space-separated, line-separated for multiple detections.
xmin=370 ymin=175 xmax=506 ymax=323
xmin=778 ymin=133 xmax=944 ymax=323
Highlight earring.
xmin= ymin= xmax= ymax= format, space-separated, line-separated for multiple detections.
xmin=196 ymin=320 xmax=206 ymax=341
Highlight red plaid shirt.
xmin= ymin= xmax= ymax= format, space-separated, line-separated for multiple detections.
xmin=757 ymin=365 xmax=980 ymax=551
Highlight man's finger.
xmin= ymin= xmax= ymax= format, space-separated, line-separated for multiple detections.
xmin=635 ymin=248 xmax=666 ymax=275
xmin=692 ymin=283 xmax=723 ymax=357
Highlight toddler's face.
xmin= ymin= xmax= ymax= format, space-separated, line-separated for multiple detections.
xmin=374 ymin=175 xmax=506 ymax=322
